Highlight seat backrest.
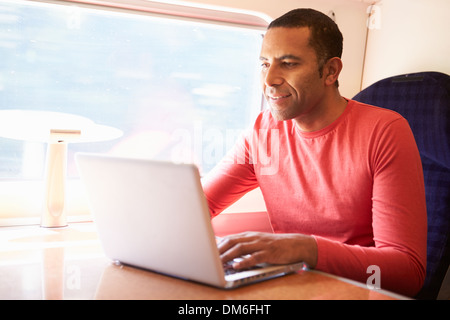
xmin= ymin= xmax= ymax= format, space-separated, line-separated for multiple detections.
xmin=353 ymin=71 xmax=450 ymax=299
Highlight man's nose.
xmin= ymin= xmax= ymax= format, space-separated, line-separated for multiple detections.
xmin=263 ymin=65 xmax=283 ymax=87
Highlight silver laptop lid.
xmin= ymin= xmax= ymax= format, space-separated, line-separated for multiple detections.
xmin=75 ymin=153 xmax=227 ymax=287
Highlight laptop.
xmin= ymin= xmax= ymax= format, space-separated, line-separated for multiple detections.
xmin=75 ymin=153 xmax=303 ymax=289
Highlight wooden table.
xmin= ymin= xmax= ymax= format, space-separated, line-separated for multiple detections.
xmin=0 ymin=222 xmax=406 ymax=300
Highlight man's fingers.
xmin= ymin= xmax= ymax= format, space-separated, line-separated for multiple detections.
xmin=217 ymin=232 xmax=259 ymax=254
xmin=219 ymin=239 xmax=256 ymax=261
xmin=218 ymin=232 xmax=267 ymax=268
xmin=232 ymin=251 xmax=266 ymax=270
xmin=216 ymin=232 xmax=317 ymax=269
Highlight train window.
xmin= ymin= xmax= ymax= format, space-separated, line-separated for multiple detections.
xmin=0 ymin=0 xmax=267 ymax=224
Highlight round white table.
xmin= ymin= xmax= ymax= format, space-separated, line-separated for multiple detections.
xmin=0 ymin=110 xmax=122 ymax=227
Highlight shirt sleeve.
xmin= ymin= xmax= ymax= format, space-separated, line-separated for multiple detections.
xmin=314 ymin=117 xmax=427 ymax=297
xmin=202 ymin=132 xmax=259 ymax=217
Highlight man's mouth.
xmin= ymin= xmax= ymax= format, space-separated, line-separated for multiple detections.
xmin=269 ymin=94 xmax=291 ymax=100
xmin=267 ymin=93 xmax=292 ymax=103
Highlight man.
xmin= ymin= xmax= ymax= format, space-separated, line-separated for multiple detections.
xmin=202 ymin=8 xmax=427 ymax=297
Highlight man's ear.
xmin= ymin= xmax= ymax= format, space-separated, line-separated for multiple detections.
xmin=323 ymin=57 xmax=343 ymax=86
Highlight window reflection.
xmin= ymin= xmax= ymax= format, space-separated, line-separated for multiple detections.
xmin=0 ymin=0 xmax=263 ymax=178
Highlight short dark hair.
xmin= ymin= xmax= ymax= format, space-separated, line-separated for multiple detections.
xmin=268 ymin=8 xmax=343 ymax=86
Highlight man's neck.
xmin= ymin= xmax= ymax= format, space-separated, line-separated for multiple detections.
xmin=294 ymin=94 xmax=348 ymax=132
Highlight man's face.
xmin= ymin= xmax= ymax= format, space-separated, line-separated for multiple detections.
xmin=260 ymin=27 xmax=326 ymax=125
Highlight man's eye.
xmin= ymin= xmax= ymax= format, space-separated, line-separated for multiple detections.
xmin=282 ymin=62 xmax=298 ymax=68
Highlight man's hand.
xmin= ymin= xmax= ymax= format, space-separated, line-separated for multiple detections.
xmin=217 ymin=232 xmax=318 ymax=270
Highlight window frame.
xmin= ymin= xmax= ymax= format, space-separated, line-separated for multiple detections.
xmin=30 ymin=0 xmax=270 ymax=30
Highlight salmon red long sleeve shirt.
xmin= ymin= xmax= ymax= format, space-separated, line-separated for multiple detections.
xmin=202 ymin=100 xmax=427 ymax=297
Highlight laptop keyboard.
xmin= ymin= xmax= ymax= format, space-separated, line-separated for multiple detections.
xmin=223 ymin=260 xmax=239 ymax=275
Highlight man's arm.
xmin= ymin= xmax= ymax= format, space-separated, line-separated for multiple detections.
xmin=202 ymin=133 xmax=259 ymax=217
xmin=313 ymin=118 xmax=427 ymax=296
